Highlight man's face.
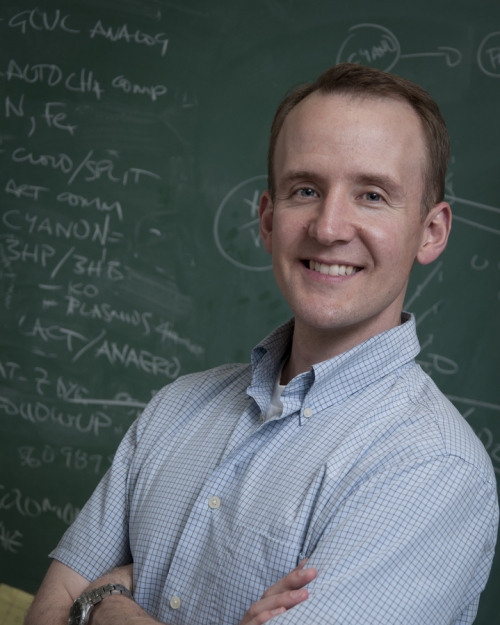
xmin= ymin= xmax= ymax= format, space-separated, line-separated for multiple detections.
xmin=260 ymin=92 xmax=442 ymax=338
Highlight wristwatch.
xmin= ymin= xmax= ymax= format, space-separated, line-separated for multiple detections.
xmin=68 ymin=583 xmax=133 ymax=625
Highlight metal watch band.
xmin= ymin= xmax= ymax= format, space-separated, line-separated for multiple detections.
xmin=86 ymin=583 xmax=133 ymax=606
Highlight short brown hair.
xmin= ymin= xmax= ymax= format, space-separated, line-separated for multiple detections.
xmin=267 ymin=63 xmax=450 ymax=216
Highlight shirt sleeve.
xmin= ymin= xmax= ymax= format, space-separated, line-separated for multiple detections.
xmin=49 ymin=387 xmax=169 ymax=581
xmin=276 ymin=456 xmax=498 ymax=625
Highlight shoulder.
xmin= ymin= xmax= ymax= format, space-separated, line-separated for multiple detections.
xmin=153 ymin=361 xmax=251 ymax=404
xmin=399 ymin=362 xmax=496 ymax=486
xmin=134 ymin=362 xmax=252 ymax=438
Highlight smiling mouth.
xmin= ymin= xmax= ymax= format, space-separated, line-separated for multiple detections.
xmin=305 ymin=260 xmax=362 ymax=276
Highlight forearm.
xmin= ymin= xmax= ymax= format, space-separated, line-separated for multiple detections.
xmin=25 ymin=561 xmax=90 ymax=625
xmin=24 ymin=561 xmax=135 ymax=625
xmin=25 ymin=589 xmax=74 ymax=625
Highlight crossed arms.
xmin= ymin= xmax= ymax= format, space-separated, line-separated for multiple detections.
xmin=25 ymin=559 xmax=317 ymax=625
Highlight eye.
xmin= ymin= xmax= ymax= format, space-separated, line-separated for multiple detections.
xmin=364 ymin=192 xmax=383 ymax=202
xmin=296 ymin=187 xmax=317 ymax=198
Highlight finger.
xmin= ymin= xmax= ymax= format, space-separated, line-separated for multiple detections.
xmin=246 ymin=606 xmax=286 ymax=625
xmin=246 ymin=589 xmax=309 ymax=623
xmin=261 ymin=565 xmax=317 ymax=599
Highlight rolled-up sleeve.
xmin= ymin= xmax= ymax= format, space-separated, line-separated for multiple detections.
xmin=277 ymin=456 xmax=498 ymax=625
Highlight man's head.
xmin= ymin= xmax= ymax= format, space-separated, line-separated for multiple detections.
xmin=268 ymin=63 xmax=450 ymax=218
xmin=259 ymin=64 xmax=452 ymax=346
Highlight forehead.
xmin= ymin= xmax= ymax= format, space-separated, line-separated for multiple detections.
xmin=274 ymin=92 xmax=427 ymax=182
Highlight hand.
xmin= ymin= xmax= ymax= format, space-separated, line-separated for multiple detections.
xmin=240 ymin=559 xmax=317 ymax=625
xmin=85 ymin=564 xmax=134 ymax=594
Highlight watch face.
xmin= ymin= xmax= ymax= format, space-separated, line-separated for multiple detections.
xmin=68 ymin=600 xmax=84 ymax=625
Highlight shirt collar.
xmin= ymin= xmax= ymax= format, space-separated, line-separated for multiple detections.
xmin=247 ymin=313 xmax=420 ymax=416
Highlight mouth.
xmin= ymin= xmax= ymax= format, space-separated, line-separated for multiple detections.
xmin=303 ymin=260 xmax=362 ymax=276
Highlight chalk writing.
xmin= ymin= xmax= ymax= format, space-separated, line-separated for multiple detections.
xmin=95 ymin=339 xmax=181 ymax=378
xmin=111 ymin=75 xmax=167 ymax=101
xmin=57 ymin=191 xmax=123 ymax=221
xmin=66 ymin=296 xmax=153 ymax=334
xmin=42 ymin=102 xmax=77 ymax=134
xmin=471 ymin=255 xmax=489 ymax=270
xmin=8 ymin=9 xmax=80 ymax=34
xmin=11 ymin=147 xmax=161 ymax=186
xmin=0 ymin=485 xmax=79 ymax=524
xmin=0 ymin=395 xmax=113 ymax=436
xmin=89 ymin=20 xmax=169 ymax=56
xmin=477 ymin=31 xmax=500 ymax=77
xmin=337 ymin=23 xmax=461 ymax=72
xmin=3 ymin=211 xmax=120 ymax=246
xmin=336 ymin=24 xmax=400 ymax=72
xmin=5 ymin=60 xmax=103 ymax=99
xmin=18 ymin=445 xmax=112 ymax=474
xmin=5 ymin=94 xmax=24 ymax=118
xmin=0 ymin=521 xmax=23 ymax=553
xmin=4 ymin=239 xmax=56 ymax=267
xmin=5 ymin=178 xmax=49 ymax=200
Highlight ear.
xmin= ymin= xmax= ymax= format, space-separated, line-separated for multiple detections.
xmin=259 ymin=190 xmax=274 ymax=255
xmin=416 ymin=201 xmax=452 ymax=266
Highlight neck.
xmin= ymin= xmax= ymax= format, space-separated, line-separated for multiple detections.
xmin=281 ymin=310 xmax=403 ymax=385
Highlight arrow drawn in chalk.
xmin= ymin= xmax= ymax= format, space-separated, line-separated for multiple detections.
xmin=416 ymin=299 xmax=444 ymax=327
xmin=405 ymin=261 xmax=443 ymax=310
xmin=400 ymin=46 xmax=462 ymax=67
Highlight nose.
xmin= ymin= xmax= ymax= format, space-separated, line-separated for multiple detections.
xmin=307 ymin=191 xmax=356 ymax=246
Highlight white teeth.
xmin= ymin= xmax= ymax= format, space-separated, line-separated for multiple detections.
xmin=309 ymin=262 xmax=357 ymax=276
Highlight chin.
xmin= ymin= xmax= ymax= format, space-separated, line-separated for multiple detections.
xmin=293 ymin=304 xmax=355 ymax=332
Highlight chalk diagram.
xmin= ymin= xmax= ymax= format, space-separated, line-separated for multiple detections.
xmin=213 ymin=175 xmax=272 ymax=271
xmin=477 ymin=31 xmax=500 ymax=77
xmin=336 ymin=23 xmax=462 ymax=71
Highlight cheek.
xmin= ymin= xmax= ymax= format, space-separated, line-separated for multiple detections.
xmin=272 ymin=215 xmax=305 ymax=256
xmin=361 ymin=217 xmax=422 ymax=264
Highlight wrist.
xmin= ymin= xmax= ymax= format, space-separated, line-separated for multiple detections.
xmin=69 ymin=583 xmax=134 ymax=625
xmin=89 ymin=594 xmax=138 ymax=625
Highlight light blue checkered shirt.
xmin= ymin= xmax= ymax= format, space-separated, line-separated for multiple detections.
xmin=52 ymin=314 xmax=498 ymax=625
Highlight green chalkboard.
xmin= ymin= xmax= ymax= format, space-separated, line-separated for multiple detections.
xmin=0 ymin=0 xmax=499 ymax=622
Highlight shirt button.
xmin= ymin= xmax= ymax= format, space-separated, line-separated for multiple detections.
xmin=208 ymin=495 xmax=221 ymax=509
xmin=170 ymin=596 xmax=181 ymax=609
xmin=303 ymin=407 xmax=313 ymax=418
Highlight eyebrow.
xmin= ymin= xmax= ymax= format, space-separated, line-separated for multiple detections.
xmin=279 ymin=170 xmax=327 ymax=187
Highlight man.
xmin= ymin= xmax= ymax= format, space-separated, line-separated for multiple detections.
xmin=26 ymin=63 xmax=498 ymax=625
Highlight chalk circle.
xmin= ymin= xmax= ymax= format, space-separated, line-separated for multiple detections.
xmin=214 ymin=175 xmax=272 ymax=271
xmin=477 ymin=31 xmax=500 ymax=77
xmin=336 ymin=23 xmax=401 ymax=72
